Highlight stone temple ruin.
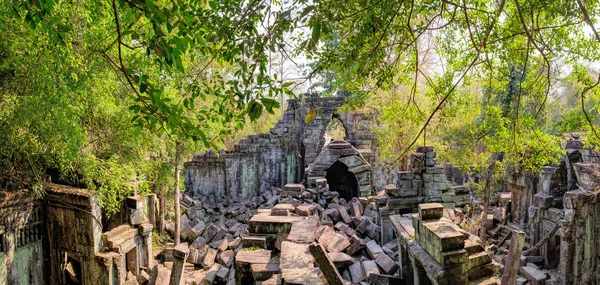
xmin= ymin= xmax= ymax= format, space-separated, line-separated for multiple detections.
xmin=2 ymin=94 xmax=600 ymax=284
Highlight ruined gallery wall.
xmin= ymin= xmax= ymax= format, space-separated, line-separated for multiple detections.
xmin=0 ymin=191 xmax=45 ymax=285
xmin=184 ymin=94 xmax=372 ymax=202
xmin=559 ymin=163 xmax=600 ymax=284
xmin=45 ymin=184 xmax=105 ymax=285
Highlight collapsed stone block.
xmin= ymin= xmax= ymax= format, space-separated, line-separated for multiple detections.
xmin=418 ymin=203 xmax=444 ymax=220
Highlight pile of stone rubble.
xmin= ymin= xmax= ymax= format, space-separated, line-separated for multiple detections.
xmin=149 ymin=183 xmax=403 ymax=285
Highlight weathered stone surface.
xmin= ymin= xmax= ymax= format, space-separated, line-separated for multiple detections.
xmin=367 ymin=273 xmax=405 ymax=285
xmin=280 ymin=241 xmax=314 ymax=270
xmin=271 ymin=203 xmax=296 ymax=216
xmin=501 ymin=230 xmax=525 ymax=285
xmin=326 ymin=233 xmax=351 ymax=253
xmin=217 ymin=250 xmax=234 ymax=267
xmin=287 ymin=217 xmax=319 ymax=243
xmin=296 ymin=204 xmax=317 ymax=216
xmin=327 ymin=252 xmax=355 ymax=267
xmin=534 ymin=193 xmax=553 ymax=209
xmin=235 ymin=249 xmax=272 ymax=273
xmin=349 ymin=261 xmax=365 ymax=283
xmin=282 ymin=184 xmax=305 ymax=198
xmin=202 ymin=247 xmax=217 ymax=269
xmin=365 ymin=240 xmax=383 ymax=259
xmin=519 ymin=265 xmax=547 ymax=285
xmin=188 ymin=221 xmax=207 ymax=242
xmin=251 ymin=263 xmax=280 ymax=281
xmin=362 ymin=260 xmax=380 ymax=277
xmin=374 ymin=253 xmax=398 ymax=275
xmin=200 ymin=264 xmax=220 ymax=285
xmin=309 ymin=242 xmax=344 ymax=285
xmin=148 ymin=264 xmax=170 ymax=285
xmin=418 ymin=203 xmax=444 ymax=220
xmin=349 ymin=198 xmax=364 ymax=217
xmin=187 ymin=247 xmax=206 ymax=265
xmin=328 ymin=204 xmax=353 ymax=224
xmin=241 ymin=236 xmax=267 ymax=248
xmin=170 ymin=244 xmax=190 ymax=285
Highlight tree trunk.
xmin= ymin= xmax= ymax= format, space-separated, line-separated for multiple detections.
xmin=479 ymin=153 xmax=499 ymax=244
xmin=158 ymin=186 xmax=166 ymax=235
xmin=174 ymin=141 xmax=182 ymax=246
xmin=522 ymin=223 xmax=560 ymax=256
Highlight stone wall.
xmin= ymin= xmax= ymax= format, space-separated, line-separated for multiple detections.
xmin=0 ymin=191 xmax=46 ymax=285
xmin=184 ymin=93 xmax=378 ymax=202
xmin=558 ymin=163 xmax=600 ymax=284
xmin=46 ymin=183 xmax=104 ymax=284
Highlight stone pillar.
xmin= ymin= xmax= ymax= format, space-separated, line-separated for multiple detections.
xmin=140 ymin=223 xmax=154 ymax=269
xmin=379 ymin=206 xmax=394 ymax=245
xmin=169 ymin=244 xmax=189 ymax=285
xmin=410 ymin=255 xmax=432 ymax=285
xmin=501 ymin=230 xmax=525 ymax=285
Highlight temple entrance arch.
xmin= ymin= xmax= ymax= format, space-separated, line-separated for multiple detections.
xmin=306 ymin=140 xmax=372 ymax=198
xmin=325 ymin=161 xmax=358 ymax=200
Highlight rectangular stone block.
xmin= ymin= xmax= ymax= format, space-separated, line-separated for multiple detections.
xmin=534 ymin=193 xmax=553 ymax=209
xmin=418 ymin=203 xmax=444 ymax=220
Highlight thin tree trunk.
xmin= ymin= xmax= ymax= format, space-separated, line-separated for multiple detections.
xmin=158 ymin=186 xmax=166 ymax=235
xmin=522 ymin=223 xmax=559 ymax=256
xmin=479 ymin=153 xmax=499 ymax=244
xmin=174 ymin=141 xmax=182 ymax=246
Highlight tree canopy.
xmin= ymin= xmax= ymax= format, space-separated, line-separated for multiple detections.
xmin=2 ymin=0 xmax=600 ymax=212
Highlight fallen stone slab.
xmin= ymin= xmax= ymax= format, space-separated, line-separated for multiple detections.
xmin=247 ymin=213 xmax=303 ymax=234
xmin=149 ymin=264 xmax=170 ymax=285
xmin=282 ymin=184 xmax=305 ymax=198
xmin=188 ymin=221 xmax=207 ymax=242
xmin=296 ymin=204 xmax=317 ymax=216
xmin=317 ymin=226 xmax=336 ymax=250
xmin=309 ymin=242 xmax=344 ymax=285
xmin=272 ymin=203 xmax=296 ymax=216
xmin=327 ymin=252 xmax=355 ymax=267
xmin=326 ymin=233 xmax=351 ymax=253
xmin=346 ymin=235 xmax=366 ymax=256
xmin=215 ymin=266 xmax=230 ymax=283
xmin=362 ymin=259 xmax=380 ymax=277
xmin=187 ymin=247 xmax=206 ymax=265
xmin=202 ymin=247 xmax=217 ymax=269
xmin=365 ymin=240 xmax=383 ymax=259
xmin=349 ymin=261 xmax=365 ymax=283
xmin=200 ymin=264 xmax=220 ymax=285
xmin=281 ymin=268 xmax=324 ymax=285
xmin=251 ymin=263 xmax=280 ymax=281
xmin=334 ymin=222 xmax=356 ymax=237
xmin=217 ymin=250 xmax=234 ymax=267
xmin=287 ymin=217 xmax=319 ymax=243
xmin=519 ymin=265 xmax=547 ymax=285
xmin=328 ymin=204 xmax=353 ymax=224
xmin=235 ymin=249 xmax=272 ymax=274
xmin=280 ymin=241 xmax=315 ymax=270
xmin=241 ymin=236 xmax=267 ymax=249
xmin=375 ymin=253 xmax=399 ymax=275
xmin=367 ymin=273 xmax=406 ymax=285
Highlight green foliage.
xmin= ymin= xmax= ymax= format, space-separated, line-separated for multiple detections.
xmin=4 ymin=0 xmax=600 ymax=215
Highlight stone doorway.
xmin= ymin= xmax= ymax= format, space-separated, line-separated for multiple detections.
xmin=325 ymin=161 xmax=358 ymax=201
xmin=126 ymin=247 xmax=139 ymax=276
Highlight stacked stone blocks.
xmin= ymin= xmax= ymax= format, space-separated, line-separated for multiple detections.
xmin=411 ymin=203 xmax=499 ymax=284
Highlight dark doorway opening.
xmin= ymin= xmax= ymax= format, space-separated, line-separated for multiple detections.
xmin=326 ymin=161 xmax=358 ymax=201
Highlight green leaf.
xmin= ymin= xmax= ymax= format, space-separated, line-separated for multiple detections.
xmin=140 ymin=82 xmax=148 ymax=93
xmin=281 ymin=81 xmax=294 ymax=88
xmin=305 ymin=109 xmax=316 ymax=124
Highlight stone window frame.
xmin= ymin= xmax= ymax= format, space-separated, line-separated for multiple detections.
xmin=16 ymin=206 xmax=43 ymax=248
